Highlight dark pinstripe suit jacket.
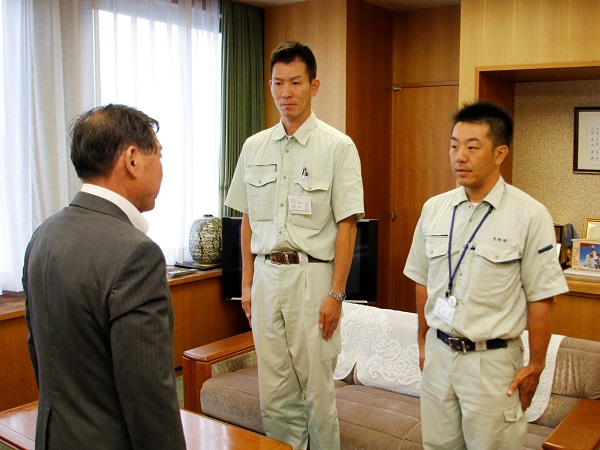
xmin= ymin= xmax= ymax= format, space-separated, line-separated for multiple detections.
xmin=23 ymin=192 xmax=186 ymax=450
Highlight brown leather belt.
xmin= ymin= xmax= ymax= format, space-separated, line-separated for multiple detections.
xmin=266 ymin=252 xmax=327 ymax=264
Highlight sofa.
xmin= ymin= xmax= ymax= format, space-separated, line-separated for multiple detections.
xmin=183 ymin=302 xmax=600 ymax=449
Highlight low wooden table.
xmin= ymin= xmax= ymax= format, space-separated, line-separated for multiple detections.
xmin=0 ymin=402 xmax=291 ymax=450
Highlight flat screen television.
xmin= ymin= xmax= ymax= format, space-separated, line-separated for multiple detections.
xmin=221 ymin=217 xmax=378 ymax=302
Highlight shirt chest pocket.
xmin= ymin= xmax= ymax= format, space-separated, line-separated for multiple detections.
xmin=290 ymin=178 xmax=332 ymax=230
xmin=244 ymin=169 xmax=277 ymax=221
xmin=472 ymin=242 xmax=523 ymax=292
xmin=425 ymin=236 xmax=449 ymax=261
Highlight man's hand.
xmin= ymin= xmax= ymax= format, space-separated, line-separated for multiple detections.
xmin=319 ymin=295 xmax=342 ymax=340
xmin=418 ymin=338 xmax=426 ymax=372
xmin=507 ymin=364 xmax=543 ymax=412
xmin=509 ymin=298 xmax=553 ymax=411
xmin=241 ymin=287 xmax=252 ymax=327
xmin=415 ymin=283 xmax=428 ymax=372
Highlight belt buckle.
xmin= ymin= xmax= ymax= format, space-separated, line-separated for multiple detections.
xmin=270 ymin=253 xmax=297 ymax=264
xmin=270 ymin=253 xmax=286 ymax=265
xmin=448 ymin=337 xmax=467 ymax=353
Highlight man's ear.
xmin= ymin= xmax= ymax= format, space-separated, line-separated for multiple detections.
xmin=495 ymin=144 xmax=509 ymax=166
xmin=311 ymin=78 xmax=320 ymax=97
xmin=123 ymin=146 xmax=138 ymax=177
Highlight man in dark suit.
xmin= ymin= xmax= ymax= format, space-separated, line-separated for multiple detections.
xmin=22 ymin=104 xmax=186 ymax=450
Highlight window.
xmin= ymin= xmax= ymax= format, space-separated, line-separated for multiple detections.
xmin=96 ymin=0 xmax=222 ymax=263
xmin=0 ymin=0 xmax=222 ymax=292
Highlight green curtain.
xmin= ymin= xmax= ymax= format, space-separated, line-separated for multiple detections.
xmin=219 ymin=0 xmax=264 ymax=217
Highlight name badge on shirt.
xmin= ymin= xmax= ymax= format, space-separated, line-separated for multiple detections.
xmin=434 ymin=295 xmax=456 ymax=326
xmin=288 ymin=196 xmax=312 ymax=214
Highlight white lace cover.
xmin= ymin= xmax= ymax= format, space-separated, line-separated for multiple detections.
xmin=334 ymin=303 xmax=564 ymax=422
xmin=334 ymin=302 xmax=422 ymax=397
xmin=522 ymin=330 xmax=565 ymax=422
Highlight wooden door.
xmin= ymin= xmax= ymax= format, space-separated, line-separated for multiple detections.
xmin=389 ymin=85 xmax=458 ymax=312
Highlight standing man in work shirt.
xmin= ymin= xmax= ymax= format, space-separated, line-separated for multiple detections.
xmin=225 ymin=41 xmax=364 ymax=450
xmin=404 ymin=101 xmax=568 ymax=449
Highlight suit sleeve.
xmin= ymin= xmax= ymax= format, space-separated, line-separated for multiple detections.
xmin=108 ymin=240 xmax=186 ymax=450
xmin=22 ymin=242 xmax=40 ymax=387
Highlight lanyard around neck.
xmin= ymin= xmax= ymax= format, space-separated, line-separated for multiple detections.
xmin=446 ymin=203 xmax=493 ymax=296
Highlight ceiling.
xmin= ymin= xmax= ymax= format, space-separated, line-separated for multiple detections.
xmin=239 ymin=0 xmax=460 ymax=12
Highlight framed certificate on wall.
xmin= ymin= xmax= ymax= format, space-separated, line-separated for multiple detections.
xmin=574 ymin=107 xmax=600 ymax=174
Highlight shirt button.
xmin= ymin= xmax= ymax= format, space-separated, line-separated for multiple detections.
xmin=286 ymin=149 xmax=289 ymax=153
xmin=280 ymin=203 xmax=284 ymax=207
xmin=283 ymin=176 xmax=287 ymax=179
xmin=279 ymin=231 xmax=282 ymax=235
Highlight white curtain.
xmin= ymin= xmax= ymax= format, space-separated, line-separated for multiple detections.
xmin=0 ymin=0 xmax=221 ymax=291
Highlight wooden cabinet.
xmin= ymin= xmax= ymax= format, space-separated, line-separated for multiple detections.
xmin=0 ymin=294 xmax=37 ymax=412
xmin=551 ymin=273 xmax=600 ymax=341
xmin=168 ymin=269 xmax=249 ymax=369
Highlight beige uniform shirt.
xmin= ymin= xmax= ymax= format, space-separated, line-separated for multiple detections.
xmin=225 ymin=113 xmax=364 ymax=261
xmin=404 ymin=177 xmax=568 ymax=342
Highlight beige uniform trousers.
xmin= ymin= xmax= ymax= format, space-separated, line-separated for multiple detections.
xmin=421 ymin=327 xmax=527 ymax=449
xmin=251 ymin=255 xmax=341 ymax=450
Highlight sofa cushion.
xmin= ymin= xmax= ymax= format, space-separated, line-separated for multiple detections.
xmin=201 ymin=366 xmax=265 ymax=434
xmin=524 ymin=422 xmax=555 ymax=450
xmin=201 ymin=365 xmax=350 ymax=436
xmin=201 ymin=366 xmax=554 ymax=450
xmin=336 ymin=385 xmax=421 ymax=449
xmin=534 ymin=336 xmax=600 ymax=428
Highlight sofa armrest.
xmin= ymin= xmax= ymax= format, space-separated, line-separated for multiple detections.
xmin=182 ymin=331 xmax=255 ymax=413
xmin=542 ymin=398 xmax=600 ymax=450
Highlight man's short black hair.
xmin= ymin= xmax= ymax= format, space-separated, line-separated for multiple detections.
xmin=70 ymin=104 xmax=159 ymax=180
xmin=452 ymin=101 xmax=513 ymax=148
xmin=270 ymin=41 xmax=317 ymax=81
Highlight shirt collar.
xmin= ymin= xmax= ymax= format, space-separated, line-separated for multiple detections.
xmin=271 ymin=112 xmax=317 ymax=145
xmin=81 ymin=183 xmax=150 ymax=234
xmin=451 ymin=176 xmax=505 ymax=210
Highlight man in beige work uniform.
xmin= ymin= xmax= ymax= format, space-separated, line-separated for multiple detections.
xmin=404 ymin=101 xmax=568 ymax=449
xmin=225 ymin=41 xmax=364 ymax=450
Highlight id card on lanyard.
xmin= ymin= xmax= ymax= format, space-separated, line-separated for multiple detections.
xmin=434 ymin=203 xmax=493 ymax=326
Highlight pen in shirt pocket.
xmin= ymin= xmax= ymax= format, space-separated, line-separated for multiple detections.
xmin=299 ymin=167 xmax=308 ymax=182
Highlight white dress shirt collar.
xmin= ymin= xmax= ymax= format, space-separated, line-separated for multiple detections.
xmin=81 ymin=183 xmax=150 ymax=234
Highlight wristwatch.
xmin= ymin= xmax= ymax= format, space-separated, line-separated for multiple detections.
xmin=328 ymin=290 xmax=346 ymax=303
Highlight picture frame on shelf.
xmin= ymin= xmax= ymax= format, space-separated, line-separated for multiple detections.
xmin=570 ymin=238 xmax=600 ymax=272
xmin=583 ymin=217 xmax=600 ymax=239
xmin=574 ymin=107 xmax=600 ymax=174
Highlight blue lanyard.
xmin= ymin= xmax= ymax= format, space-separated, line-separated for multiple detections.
xmin=446 ymin=203 xmax=493 ymax=296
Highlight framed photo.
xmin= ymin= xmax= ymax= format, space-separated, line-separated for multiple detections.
xmin=574 ymin=107 xmax=600 ymax=174
xmin=583 ymin=217 xmax=600 ymax=239
xmin=571 ymin=239 xmax=600 ymax=272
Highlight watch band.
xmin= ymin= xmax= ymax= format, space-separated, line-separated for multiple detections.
xmin=328 ymin=290 xmax=346 ymax=303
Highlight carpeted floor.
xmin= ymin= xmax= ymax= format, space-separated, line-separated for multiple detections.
xmin=0 ymin=376 xmax=184 ymax=449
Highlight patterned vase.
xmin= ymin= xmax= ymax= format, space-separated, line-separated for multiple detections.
xmin=189 ymin=214 xmax=222 ymax=263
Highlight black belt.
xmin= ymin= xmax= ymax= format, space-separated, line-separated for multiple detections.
xmin=437 ymin=329 xmax=508 ymax=353
xmin=266 ymin=252 xmax=327 ymax=264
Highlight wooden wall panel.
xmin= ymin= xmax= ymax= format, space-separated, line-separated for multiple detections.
xmin=388 ymin=6 xmax=460 ymax=313
xmin=393 ymin=5 xmax=460 ymax=85
xmin=391 ymin=85 xmax=458 ymax=313
xmin=346 ymin=0 xmax=393 ymax=308
xmin=460 ymin=0 xmax=600 ymax=104
xmin=263 ymin=0 xmax=347 ymax=130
